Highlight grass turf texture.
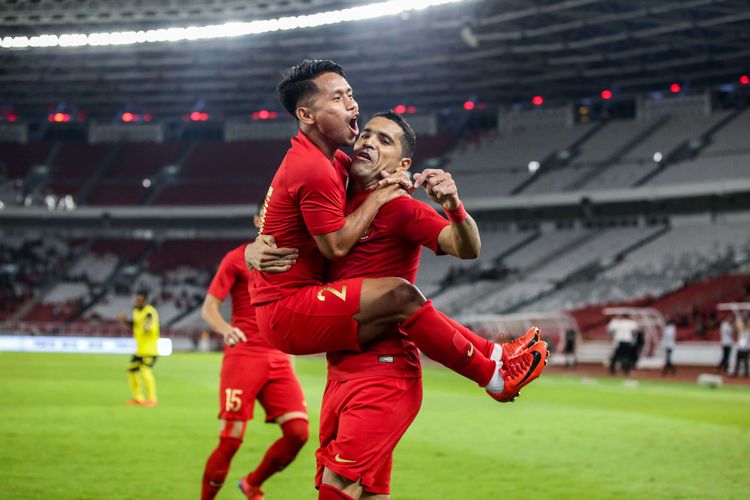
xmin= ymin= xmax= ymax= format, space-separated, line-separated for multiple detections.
xmin=1 ymin=352 xmax=748 ymax=499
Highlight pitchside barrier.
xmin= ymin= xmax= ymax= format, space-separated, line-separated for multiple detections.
xmin=458 ymin=309 xmax=729 ymax=368
xmin=0 ymin=322 xmax=199 ymax=353
xmin=0 ymin=335 xmax=174 ymax=355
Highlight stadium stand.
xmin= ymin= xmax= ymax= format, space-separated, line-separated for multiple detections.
xmin=2 ymin=101 xmax=749 ymax=361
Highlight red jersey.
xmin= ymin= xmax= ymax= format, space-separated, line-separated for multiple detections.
xmin=325 ymin=191 xmax=451 ymax=380
xmin=250 ymin=130 xmax=352 ymax=305
xmin=207 ymin=244 xmax=284 ymax=358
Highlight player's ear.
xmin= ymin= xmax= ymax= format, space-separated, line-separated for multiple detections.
xmin=296 ymin=105 xmax=315 ymax=125
xmin=398 ymin=157 xmax=412 ymax=171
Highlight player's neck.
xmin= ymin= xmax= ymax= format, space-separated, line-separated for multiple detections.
xmin=300 ymin=125 xmax=338 ymax=163
xmin=349 ymin=175 xmax=380 ymax=194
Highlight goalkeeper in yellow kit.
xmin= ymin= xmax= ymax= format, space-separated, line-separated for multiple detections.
xmin=117 ymin=289 xmax=159 ymax=407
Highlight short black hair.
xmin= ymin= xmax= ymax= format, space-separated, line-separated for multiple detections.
xmin=373 ymin=110 xmax=416 ymax=158
xmin=277 ymin=59 xmax=346 ymax=118
xmin=135 ymin=289 xmax=148 ymax=300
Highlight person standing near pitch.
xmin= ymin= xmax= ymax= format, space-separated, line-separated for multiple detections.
xmin=245 ymin=59 xmax=548 ymax=407
xmin=200 ymin=218 xmax=308 ymax=500
xmin=117 ymin=289 xmax=159 ymax=407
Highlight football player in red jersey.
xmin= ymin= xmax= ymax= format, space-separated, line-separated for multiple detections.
xmin=200 ymin=215 xmax=308 ymax=500
xmin=308 ymin=112 xmax=544 ymax=499
xmin=246 ymin=60 xmax=547 ymax=410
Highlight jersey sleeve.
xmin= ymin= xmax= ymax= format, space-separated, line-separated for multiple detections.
xmin=295 ymin=157 xmax=347 ymax=236
xmin=207 ymin=251 xmax=237 ymax=301
xmin=388 ymin=198 xmax=450 ymax=254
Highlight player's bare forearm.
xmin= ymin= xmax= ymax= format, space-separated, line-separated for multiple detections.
xmin=201 ymin=296 xmax=231 ymax=334
xmin=202 ymin=295 xmax=247 ymax=345
xmin=438 ymin=214 xmax=481 ymax=259
xmin=313 ymin=184 xmax=406 ymax=260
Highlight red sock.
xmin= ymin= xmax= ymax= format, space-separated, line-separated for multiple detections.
xmin=319 ymin=484 xmax=355 ymax=500
xmin=438 ymin=311 xmax=495 ymax=359
xmin=248 ymin=418 xmax=308 ymax=487
xmin=402 ymin=301 xmax=495 ymax=386
xmin=201 ymin=436 xmax=242 ymax=500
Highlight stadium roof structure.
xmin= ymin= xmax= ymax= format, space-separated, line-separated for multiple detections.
xmin=1 ymin=0 xmax=749 ymax=120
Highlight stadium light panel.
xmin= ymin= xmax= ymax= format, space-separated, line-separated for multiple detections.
xmin=121 ymin=112 xmax=136 ymax=123
xmin=740 ymin=75 xmax=749 ymax=85
xmin=653 ymin=152 xmax=663 ymax=163
xmin=600 ymin=89 xmax=613 ymax=100
xmin=463 ymin=100 xmax=475 ymax=111
xmin=0 ymin=0 xmax=466 ymax=50
xmin=49 ymin=112 xmax=71 ymax=123
xmin=528 ymin=161 xmax=540 ymax=174
xmin=394 ymin=104 xmax=407 ymax=114
xmin=670 ymin=83 xmax=681 ymax=93
xmin=532 ymin=95 xmax=544 ymax=106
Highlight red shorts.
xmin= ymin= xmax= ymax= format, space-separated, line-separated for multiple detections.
xmin=255 ymin=278 xmax=363 ymax=355
xmin=218 ymin=354 xmax=307 ymax=422
xmin=315 ymin=376 xmax=422 ymax=495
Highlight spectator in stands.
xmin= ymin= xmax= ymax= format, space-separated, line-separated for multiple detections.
xmin=733 ymin=312 xmax=749 ymax=378
xmin=563 ymin=328 xmax=577 ymax=369
xmin=717 ymin=314 xmax=735 ymax=374
xmin=662 ymin=317 xmax=677 ymax=376
xmin=608 ymin=314 xmax=637 ymax=376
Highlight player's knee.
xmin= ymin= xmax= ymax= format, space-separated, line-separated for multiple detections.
xmin=282 ymin=418 xmax=309 ymax=448
xmin=386 ymin=279 xmax=425 ymax=318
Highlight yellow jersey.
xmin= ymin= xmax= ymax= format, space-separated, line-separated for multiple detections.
xmin=133 ymin=304 xmax=160 ymax=356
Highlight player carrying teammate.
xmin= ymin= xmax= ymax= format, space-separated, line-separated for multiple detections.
xmin=245 ymin=59 xmax=548 ymax=405
xmin=200 ymin=220 xmax=308 ymax=500
xmin=117 ymin=289 xmax=159 ymax=407
xmin=313 ymin=112 xmax=543 ymax=499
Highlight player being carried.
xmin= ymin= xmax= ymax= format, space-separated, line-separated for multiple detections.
xmin=200 ymin=214 xmax=309 ymax=500
xmin=245 ymin=60 xmax=547 ymax=411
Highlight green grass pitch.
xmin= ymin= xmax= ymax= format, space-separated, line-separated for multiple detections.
xmin=1 ymin=352 xmax=749 ymax=499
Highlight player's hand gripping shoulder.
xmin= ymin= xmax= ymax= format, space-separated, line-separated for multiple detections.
xmin=244 ymin=235 xmax=298 ymax=274
xmin=376 ymin=169 xmax=415 ymax=202
xmin=414 ymin=168 xmax=459 ymax=210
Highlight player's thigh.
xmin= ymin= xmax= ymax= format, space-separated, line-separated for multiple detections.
xmin=257 ymin=357 xmax=308 ymax=423
xmin=218 ymin=355 xmax=270 ymax=422
xmin=256 ymin=280 xmax=364 ymax=355
xmin=128 ymin=355 xmax=143 ymax=372
xmin=141 ymin=355 xmax=157 ymax=368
